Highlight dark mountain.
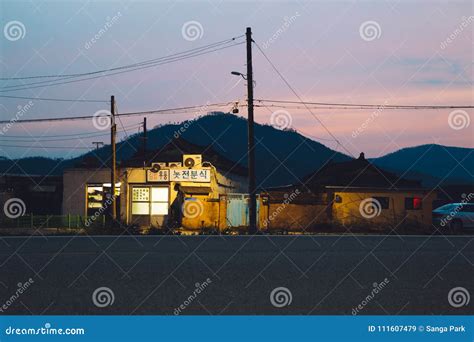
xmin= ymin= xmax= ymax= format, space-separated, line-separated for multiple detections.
xmin=0 ymin=113 xmax=472 ymax=188
xmin=0 ymin=156 xmax=70 ymax=176
xmin=370 ymin=144 xmax=474 ymax=186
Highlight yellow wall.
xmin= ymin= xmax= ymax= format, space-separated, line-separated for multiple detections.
xmin=332 ymin=190 xmax=436 ymax=227
xmin=258 ymin=189 xmax=436 ymax=232
xmin=261 ymin=203 xmax=330 ymax=231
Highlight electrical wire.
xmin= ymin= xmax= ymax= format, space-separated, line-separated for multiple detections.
xmin=253 ymin=40 xmax=355 ymax=157
xmin=0 ymin=124 xmax=140 ymax=142
xmin=0 ymin=94 xmax=109 ymax=103
xmin=0 ymin=144 xmax=92 ymax=149
xmin=0 ymin=102 xmax=235 ymax=124
xmin=0 ymin=41 xmax=245 ymax=93
xmin=0 ymin=123 xmax=140 ymax=138
xmin=0 ymin=36 xmax=244 ymax=81
xmin=256 ymin=99 xmax=474 ymax=110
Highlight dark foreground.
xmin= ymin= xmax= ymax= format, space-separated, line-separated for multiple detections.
xmin=0 ymin=235 xmax=472 ymax=315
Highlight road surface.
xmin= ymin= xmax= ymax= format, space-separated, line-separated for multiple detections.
xmin=0 ymin=235 xmax=472 ymax=315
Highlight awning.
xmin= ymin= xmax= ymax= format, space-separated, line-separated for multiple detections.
xmin=180 ymin=186 xmax=211 ymax=195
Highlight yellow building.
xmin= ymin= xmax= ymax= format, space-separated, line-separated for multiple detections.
xmin=62 ymin=139 xmax=248 ymax=232
xmin=261 ymin=153 xmax=437 ymax=233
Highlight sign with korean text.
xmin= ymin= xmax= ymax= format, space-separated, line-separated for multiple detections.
xmin=132 ymin=187 xmax=149 ymax=201
xmin=147 ymin=169 xmax=170 ymax=182
xmin=169 ymin=168 xmax=211 ymax=183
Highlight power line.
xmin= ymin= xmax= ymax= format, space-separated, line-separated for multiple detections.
xmin=0 ymin=94 xmax=108 ymax=103
xmin=0 ymin=144 xmax=92 ymax=149
xmin=253 ymin=40 xmax=355 ymax=157
xmin=0 ymin=41 xmax=245 ymax=93
xmin=0 ymin=102 xmax=234 ymax=124
xmin=0 ymin=123 xmax=140 ymax=138
xmin=256 ymin=99 xmax=474 ymax=110
xmin=0 ymin=36 xmax=244 ymax=81
xmin=0 ymin=124 xmax=140 ymax=142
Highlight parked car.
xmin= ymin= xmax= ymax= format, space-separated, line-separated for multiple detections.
xmin=432 ymin=203 xmax=474 ymax=232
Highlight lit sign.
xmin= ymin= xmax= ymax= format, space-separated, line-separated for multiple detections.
xmin=170 ymin=168 xmax=211 ymax=183
xmin=147 ymin=169 xmax=170 ymax=182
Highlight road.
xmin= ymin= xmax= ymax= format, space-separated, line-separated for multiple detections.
xmin=0 ymin=235 xmax=472 ymax=315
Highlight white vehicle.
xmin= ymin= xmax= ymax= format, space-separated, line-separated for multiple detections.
xmin=432 ymin=203 xmax=474 ymax=232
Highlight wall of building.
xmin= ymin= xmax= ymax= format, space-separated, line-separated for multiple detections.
xmin=332 ymin=190 xmax=436 ymax=227
xmin=262 ymin=203 xmax=330 ymax=232
xmin=63 ymin=165 xmax=247 ymax=230
xmin=62 ymin=169 xmax=112 ymax=217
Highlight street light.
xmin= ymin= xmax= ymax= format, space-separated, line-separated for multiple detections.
xmin=231 ymin=71 xmax=247 ymax=80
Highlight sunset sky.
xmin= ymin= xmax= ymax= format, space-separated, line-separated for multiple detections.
xmin=0 ymin=0 xmax=472 ymax=159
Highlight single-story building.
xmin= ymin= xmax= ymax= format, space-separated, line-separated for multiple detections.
xmin=0 ymin=174 xmax=62 ymax=220
xmin=62 ymin=139 xmax=249 ymax=231
xmin=260 ymin=153 xmax=437 ymax=232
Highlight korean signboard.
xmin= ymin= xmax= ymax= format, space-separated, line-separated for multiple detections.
xmin=170 ymin=168 xmax=211 ymax=183
xmin=147 ymin=168 xmax=211 ymax=183
xmin=147 ymin=169 xmax=170 ymax=182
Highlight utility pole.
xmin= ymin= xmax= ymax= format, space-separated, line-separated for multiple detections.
xmin=110 ymin=95 xmax=117 ymax=221
xmin=142 ymin=117 xmax=147 ymax=165
xmin=92 ymin=141 xmax=103 ymax=150
xmin=246 ymin=27 xmax=257 ymax=234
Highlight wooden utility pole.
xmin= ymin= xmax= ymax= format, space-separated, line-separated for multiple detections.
xmin=142 ymin=117 xmax=147 ymax=164
xmin=110 ymin=95 xmax=117 ymax=221
xmin=246 ymin=27 xmax=257 ymax=234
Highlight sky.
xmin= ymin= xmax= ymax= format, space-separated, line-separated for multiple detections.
xmin=0 ymin=0 xmax=472 ymax=159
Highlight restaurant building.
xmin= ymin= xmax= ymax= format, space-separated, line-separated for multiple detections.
xmin=62 ymin=139 xmax=248 ymax=231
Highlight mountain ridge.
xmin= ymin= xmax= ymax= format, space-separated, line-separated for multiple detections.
xmin=0 ymin=113 xmax=471 ymax=188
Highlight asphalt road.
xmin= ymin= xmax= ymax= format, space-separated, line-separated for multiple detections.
xmin=0 ymin=235 xmax=472 ymax=315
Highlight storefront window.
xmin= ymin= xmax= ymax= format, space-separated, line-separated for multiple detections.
xmin=151 ymin=187 xmax=169 ymax=215
xmin=87 ymin=186 xmax=103 ymax=209
xmin=132 ymin=186 xmax=169 ymax=215
xmin=87 ymin=184 xmax=121 ymax=216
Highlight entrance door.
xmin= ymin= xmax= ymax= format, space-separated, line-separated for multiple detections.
xmin=226 ymin=194 xmax=259 ymax=228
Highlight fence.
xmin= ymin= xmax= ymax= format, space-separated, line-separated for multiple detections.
xmin=0 ymin=214 xmax=106 ymax=229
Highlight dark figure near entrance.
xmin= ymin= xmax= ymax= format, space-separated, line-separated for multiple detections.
xmin=169 ymin=184 xmax=184 ymax=229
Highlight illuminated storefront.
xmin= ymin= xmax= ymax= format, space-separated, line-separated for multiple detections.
xmin=62 ymin=152 xmax=248 ymax=230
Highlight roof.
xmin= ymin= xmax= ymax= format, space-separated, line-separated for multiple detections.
xmin=300 ymin=153 xmax=421 ymax=190
xmin=265 ymin=153 xmax=421 ymax=193
xmin=124 ymin=138 xmax=248 ymax=177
